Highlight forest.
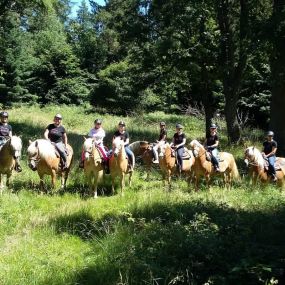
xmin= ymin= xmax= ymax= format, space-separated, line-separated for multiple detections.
xmin=1 ymin=0 xmax=285 ymax=149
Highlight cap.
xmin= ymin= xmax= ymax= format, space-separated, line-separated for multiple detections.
xmin=210 ymin=123 xmax=217 ymax=129
xmin=160 ymin=121 xmax=166 ymax=126
xmin=0 ymin=111 xmax=8 ymax=118
xmin=94 ymin=119 xmax=102 ymax=124
xmin=267 ymin=131 xmax=274 ymax=136
xmin=176 ymin=123 xmax=183 ymax=129
xmin=54 ymin=113 xmax=63 ymax=119
xmin=118 ymin=121 xmax=125 ymax=126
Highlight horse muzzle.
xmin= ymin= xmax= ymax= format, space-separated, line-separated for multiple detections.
xmin=28 ymin=160 xmax=37 ymax=171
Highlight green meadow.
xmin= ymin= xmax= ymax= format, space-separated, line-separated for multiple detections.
xmin=0 ymin=105 xmax=284 ymax=285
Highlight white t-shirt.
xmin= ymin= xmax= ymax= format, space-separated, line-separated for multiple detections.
xmin=88 ymin=128 xmax=106 ymax=145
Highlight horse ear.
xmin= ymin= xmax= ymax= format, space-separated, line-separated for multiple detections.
xmin=29 ymin=140 xmax=32 ymax=145
xmin=35 ymin=140 xmax=38 ymax=147
xmin=83 ymin=136 xmax=86 ymax=141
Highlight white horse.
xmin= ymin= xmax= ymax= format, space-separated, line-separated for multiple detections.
xmin=244 ymin=146 xmax=285 ymax=186
xmin=0 ymin=136 xmax=22 ymax=193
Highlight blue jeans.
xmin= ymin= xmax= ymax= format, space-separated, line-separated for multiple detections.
xmin=210 ymin=148 xmax=219 ymax=168
xmin=125 ymin=146 xmax=134 ymax=166
xmin=176 ymin=147 xmax=184 ymax=169
xmin=55 ymin=142 xmax=67 ymax=163
xmin=268 ymin=156 xmax=276 ymax=175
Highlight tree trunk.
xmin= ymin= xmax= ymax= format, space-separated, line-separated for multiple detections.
xmin=217 ymin=0 xmax=249 ymax=143
xmin=270 ymin=0 xmax=285 ymax=156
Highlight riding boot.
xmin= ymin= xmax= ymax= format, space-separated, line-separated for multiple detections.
xmin=79 ymin=159 xmax=84 ymax=169
xmin=272 ymin=174 xmax=277 ymax=182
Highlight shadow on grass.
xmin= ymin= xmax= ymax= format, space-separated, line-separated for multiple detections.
xmin=47 ymin=197 xmax=285 ymax=285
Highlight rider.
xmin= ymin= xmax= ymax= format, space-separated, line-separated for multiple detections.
xmin=79 ymin=119 xmax=108 ymax=170
xmin=170 ymin=124 xmax=186 ymax=173
xmin=0 ymin=111 xmax=22 ymax=172
xmin=204 ymin=123 xmax=220 ymax=172
xmin=112 ymin=121 xmax=134 ymax=170
xmin=262 ymin=131 xmax=277 ymax=182
xmin=44 ymin=113 xmax=68 ymax=170
xmin=152 ymin=121 xmax=167 ymax=163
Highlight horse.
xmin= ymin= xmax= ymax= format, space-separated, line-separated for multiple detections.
xmin=82 ymin=138 xmax=104 ymax=198
xmin=129 ymin=140 xmax=157 ymax=180
xmin=158 ymin=143 xmax=195 ymax=190
xmin=189 ymin=140 xmax=240 ymax=191
xmin=27 ymin=139 xmax=73 ymax=193
xmin=0 ymin=136 xmax=22 ymax=193
xmin=244 ymin=146 xmax=285 ymax=187
xmin=109 ymin=137 xmax=134 ymax=196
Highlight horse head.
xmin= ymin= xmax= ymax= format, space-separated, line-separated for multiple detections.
xmin=27 ymin=140 xmax=39 ymax=171
xmin=83 ymin=138 xmax=94 ymax=160
xmin=244 ymin=146 xmax=263 ymax=167
xmin=189 ymin=140 xmax=204 ymax=158
xmin=9 ymin=136 xmax=22 ymax=160
xmin=113 ymin=137 xmax=124 ymax=157
xmin=158 ymin=143 xmax=171 ymax=158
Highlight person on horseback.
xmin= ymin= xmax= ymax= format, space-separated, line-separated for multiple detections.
xmin=262 ymin=131 xmax=277 ymax=182
xmin=112 ymin=121 xmax=134 ymax=170
xmin=204 ymin=123 xmax=220 ymax=172
xmin=170 ymin=124 xmax=186 ymax=174
xmin=0 ymin=111 xmax=22 ymax=172
xmin=152 ymin=121 xmax=167 ymax=164
xmin=44 ymin=113 xmax=68 ymax=170
xmin=79 ymin=119 xmax=109 ymax=171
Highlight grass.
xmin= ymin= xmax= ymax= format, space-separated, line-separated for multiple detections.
xmin=0 ymin=105 xmax=284 ymax=285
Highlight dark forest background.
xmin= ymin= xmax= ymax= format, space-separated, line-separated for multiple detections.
xmin=1 ymin=0 xmax=285 ymax=151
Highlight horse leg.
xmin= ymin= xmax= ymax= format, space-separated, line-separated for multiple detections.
xmin=61 ymin=170 xmax=69 ymax=189
xmin=6 ymin=172 xmax=12 ymax=189
xmin=51 ymin=170 xmax=57 ymax=193
xmin=167 ymin=169 xmax=171 ymax=191
xmin=195 ymin=175 xmax=200 ymax=192
xmin=129 ymin=171 xmax=133 ymax=186
xmin=120 ymin=173 xmax=125 ymax=196
xmin=93 ymin=173 xmax=98 ymax=199
xmin=39 ymin=174 xmax=45 ymax=194
xmin=111 ymin=175 xmax=115 ymax=195
xmin=0 ymin=174 xmax=3 ymax=195
xmin=205 ymin=173 xmax=211 ymax=189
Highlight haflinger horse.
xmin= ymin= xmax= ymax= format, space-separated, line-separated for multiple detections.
xmin=109 ymin=137 xmax=134 ymax=196
xmin=244 ymin=146 xmax=285 ymax=187
xmin=158 ymin=142 xmax=195 ymax=189
xmin=189 ymin=139 xmax=240 ymax=191
xmin=0 ymin=136 xmax=22 ymax=193
xmin=82 ymin=138 xmax=104 ymax=198
xmin=27 ymin=139 xmax=73 ymax=193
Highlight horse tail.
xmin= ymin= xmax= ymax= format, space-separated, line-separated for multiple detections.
xmin=230 ymin=155 xmax=240 ymax=181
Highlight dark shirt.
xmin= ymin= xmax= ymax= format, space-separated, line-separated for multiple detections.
xmin=173 ymin=133 xmax=186 ymax=147
xmin=158 ymin=129 xmax=167 ymax=141
xmin=113 ymin=130 xmax=129 ymax=145
xmin=0 ymin=123 xmax=12 ymax=137
xmin=46 ymin=124 xmax=66 ymax=143
xmin=206 ymin=134 xmax=219 ymax=147
xmin=263 ymin=140 xmax=277 ymax=155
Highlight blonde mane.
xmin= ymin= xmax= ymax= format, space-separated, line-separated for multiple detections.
xmin=83 ymin=138 xmax=94 ymax=151
xmin=246 ymin=146 xmax=264 ymax=168
xmin=10 ymin=136 xmax=22 ymax=151
xmin=28 ymin=139 xmax=57 ymax=160
xmin=189 ymin=139 xmax=204 ymax=149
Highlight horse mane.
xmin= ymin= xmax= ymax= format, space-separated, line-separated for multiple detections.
xmin=28 ymin=139 xmax=57 ymax=159
xmin=247 ymin=146 xmax=264 ymax=167
xmin=189 ymin=139 xmax=204 ymax=149
xmin=10 ymin=136 xmax=22 ymax=151
xmin=83 ymin=138 xmax=93 ymax=150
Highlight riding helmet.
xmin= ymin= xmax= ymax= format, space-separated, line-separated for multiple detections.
xmin=267 ymin=131 xmax=274 ymax=136
xmin=0 ymin=111 xmax=8 ymax=118
xmin=118 ymin=121 xmax=125 ymax=126
xmin=160 ymin=121 xmax=166 ymax=126
xmin=54 ymin=113 xmax=62 ymax=119
xmin=176 ymin=123 xmax=183 ymax=129
xmin=210 ymin=123 xmax=217 ymax=129
xmin=94 ymin=119 xmax=102 ymax=124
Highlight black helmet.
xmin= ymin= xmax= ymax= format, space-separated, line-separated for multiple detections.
xmin=267 ymin=131 xmax=274 ymax=136
xmin=160 ymin=121 xmax=166 ymax=126
xmin=94 ymin=119 xmax=102 ymax=124
xmin=0 ymin=111 xmax=8 ymax=118
xmin=210 ymin=123 xmax=217 ymax=129
xmin=54 ymin=113 xmax=62 ymax=119
xmin=176 ymin=123 xmax=183 ymax=129
xmin=118 ymin=121 xmax=125 ymax=126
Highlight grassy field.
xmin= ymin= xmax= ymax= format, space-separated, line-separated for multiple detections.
xmin=0 ymin=105 xmax=284 ymax=285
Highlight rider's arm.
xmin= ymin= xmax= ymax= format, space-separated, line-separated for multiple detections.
xmin=124 ymin=137 xmax=130 ymax=146
xmin=175 ymin=138 xmax=186 ymax=149
xmin=211 ymin=140 xmax=219 ymax=148
xmin=44 ymin=129 xmax=49 ymax=140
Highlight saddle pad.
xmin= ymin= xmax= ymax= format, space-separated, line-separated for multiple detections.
xmin=182 ymin=148 xmax=191 ymax=160
xmin=264 ymin=159 xmax=284 ymax=171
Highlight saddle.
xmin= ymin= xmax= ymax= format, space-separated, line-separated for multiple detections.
xmin=263 ymin=158 xmax=284 ymax=171
xmin=171 ymin=147 xmax=191 ymax=160
xmin=205 ymin=151 xmax=223 ymax=162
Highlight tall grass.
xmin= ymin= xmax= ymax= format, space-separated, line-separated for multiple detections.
xmin=0 ymin=105 xmax=283 ymax=285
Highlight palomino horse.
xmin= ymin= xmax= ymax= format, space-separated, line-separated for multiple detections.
xmin=158 ymin=143 xmax=195 ymax=189
xmin=82 ymin=138 xmax=104 ymax=198
xmin=109 ymin=137 xmax=134 ymax=196
xmin=244 ymin=146 xmax=285 ymax=187
xmin=27 ymin=139 xmax=73 ymax=192
xmin=0 ymin=136 xmax=22 ymax=193
xmin=189 ymin=140 xmax=240 ymax=191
